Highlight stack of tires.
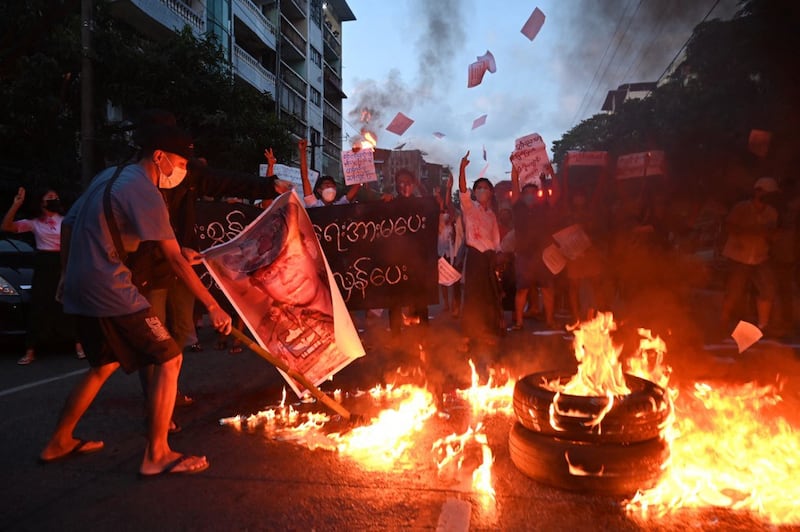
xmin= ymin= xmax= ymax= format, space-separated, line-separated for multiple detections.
xmin=508 ymin=370 xmax=672 ymax=496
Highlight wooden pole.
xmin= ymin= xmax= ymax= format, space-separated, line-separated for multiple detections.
xmin=229 ymin=328 xmax=351 ymax=420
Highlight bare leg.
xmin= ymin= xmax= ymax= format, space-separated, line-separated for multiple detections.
xmin=514 ymin=287 xmax=529 ymax=327
xmin=40 ymin=362 xmax=119 ymax=461
xmin=756 ymin=298 xmax=771 ymax=330
xmin=541 ymin=286 xmax=556 ymax=327
xmin=140 ymin=353 xmax=207 ymax=474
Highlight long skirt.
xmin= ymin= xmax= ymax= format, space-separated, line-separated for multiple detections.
xmin=27 ymin=251 xmax=77 ymax=348
xmin=461 ymin=246 xmax=503 ymax=339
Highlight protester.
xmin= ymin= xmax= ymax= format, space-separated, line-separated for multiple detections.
xmin=458 ymin=151 xmax=503 ymax=346
xmin=2 ymin=187 xmax=84 ymax=364
xmin=719 ymin=177 xmax=779 ymax=334
xmin=388 ymin=168 xmax=430 ymax=336
xmin=39 ymin=124 xmax=232 ymax=476
xmin=298 ymin=139 xmax=361 ymax=208
xmin=508 ymin=162 xmax=560 ymax=331
xmin=435 ymin=173 xmax=464 ymax=317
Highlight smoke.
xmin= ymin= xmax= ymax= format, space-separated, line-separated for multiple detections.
xmin=347 ymin=0 xmax=466 ymax=132
xmin=557 ymin=0 xmax=740 ymax=120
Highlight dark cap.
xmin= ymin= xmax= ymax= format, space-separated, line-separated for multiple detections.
xmin=138 ymin=124 xmax=195 ymax=160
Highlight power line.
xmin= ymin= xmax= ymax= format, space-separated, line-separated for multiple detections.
xmin=570 ymin=0 xmax=636 ymax=126
xmin=657 ymin=0 xmax=721 ymax=82
xmin=618 ymin=0 xmax=674 ymax=83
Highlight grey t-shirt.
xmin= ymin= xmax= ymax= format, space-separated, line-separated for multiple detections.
xmin=63 ymin=164 xmax=175 ymax=317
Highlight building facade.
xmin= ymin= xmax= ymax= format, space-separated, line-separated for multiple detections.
xmin=109 ymin=0 xmax=354 ymax=177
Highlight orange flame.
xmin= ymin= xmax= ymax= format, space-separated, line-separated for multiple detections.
xmin=626 ymin=380 xmax=800 ymax=526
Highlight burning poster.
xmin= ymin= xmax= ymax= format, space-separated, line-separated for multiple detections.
xmin=203 ymin=192 xmax=364 ymax=397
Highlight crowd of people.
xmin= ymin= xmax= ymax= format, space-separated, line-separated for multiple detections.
xmin=4 ymin=107 xmax=798 ymax=475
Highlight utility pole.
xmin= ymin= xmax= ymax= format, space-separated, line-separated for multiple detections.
xmin=80 ymin=0 xmax=94 ymax=188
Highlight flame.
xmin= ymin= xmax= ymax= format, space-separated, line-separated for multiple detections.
xmin=625 ymin=380 xmax=800 ymax=525
xmin=360 ymin=108 xmax=372 ymax=123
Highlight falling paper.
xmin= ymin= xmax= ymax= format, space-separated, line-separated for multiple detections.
xmin=477 ymin=163 xmax=489 ymax=178
xmin=748 ymin=129 xmax=772 ymax=158
xmin=521 ymin=7 xmax=546 ymax=41
xmin=731 ymin=320 xmax=763 ymax=353
xmin=433 ymin=132 xmax=445 ymax=139
xmin=438 ymin=257 xmax=462 ymax=286
xmin=471 ymin=114 xmax=487 ymax=130
xmin=542 ymin=244 xmax=567 ymax=275
xmin=476 ymin=50 xmax=496 ymax=73
xmin=482 ymin=144 xmax=487 ymax=161
xmin=386 ymin=112 xmax=414 ymax=136
xmin=468 ymin=60 xmax=488 ymax=88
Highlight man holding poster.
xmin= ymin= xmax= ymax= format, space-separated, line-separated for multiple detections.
xmin=203 ymin=193 xmax=364 ymax=397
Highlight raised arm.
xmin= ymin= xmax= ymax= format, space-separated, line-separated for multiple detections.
xmin=2 ymin=187 xmax=25 ymax=232
xmin=264 ymin=147 xmax=277 ymax=178
xmin=509 ymin=156 xmax=521 ymax=205
xmin=298 ymin=139 xmax=311 ymax=197
xmin=458 ymin=151 xmax=470 ymax=194
xmin=345 ymin=183 xmax=362 ymax=202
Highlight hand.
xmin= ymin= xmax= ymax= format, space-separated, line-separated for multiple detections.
xmin=208 ymin=305 xmax=232 ymax=335
xmin=263 ymin=148 xmax=277 ymax=165
xmin=460 ymin=151 xmax=470 ymax=171
xmin=381 ymin=193 xmax=394 ymax=202
xmin=181 ymin=247 xmax=203 ymax=266
xmin=446 ymin=172 xmax=453 ymax=190
xmin=298 ymin=138 xmax=308 ymax=153
xmin=13 ymin=187 xmax=25 ymax=206
xmin=274 ymin=179 xmax=292 ymax=194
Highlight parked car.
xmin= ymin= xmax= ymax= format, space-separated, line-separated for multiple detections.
xmin=0 ymin=236 xmax=34 ymax=335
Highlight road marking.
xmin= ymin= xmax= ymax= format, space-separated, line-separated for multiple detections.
xmin=0 ymin=368 xmax=87 ymax=398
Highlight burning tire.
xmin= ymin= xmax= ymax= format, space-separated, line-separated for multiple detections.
xmin=508 ymin=422 xmax=669 ymax=496
xmin=513 ymin=371 xmax=671 ymax=444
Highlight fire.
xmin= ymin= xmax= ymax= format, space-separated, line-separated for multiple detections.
xmin=625 ymin=380 xmax=800 ymax=526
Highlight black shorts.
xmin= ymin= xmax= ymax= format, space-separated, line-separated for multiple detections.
xmin=76 ymin=308 xmax=181 ymax=373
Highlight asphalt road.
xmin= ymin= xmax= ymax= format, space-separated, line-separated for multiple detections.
xmin=1 ymin=302 xmax=799 ymax=532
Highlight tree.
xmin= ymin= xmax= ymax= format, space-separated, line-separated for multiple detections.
xmin=0 ymin=0 xmax=293 ymax=199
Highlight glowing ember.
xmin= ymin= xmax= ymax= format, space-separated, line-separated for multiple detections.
xmin=626 ymin=380 xmax=800 ymax=526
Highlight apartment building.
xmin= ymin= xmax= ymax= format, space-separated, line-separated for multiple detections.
xmin=109 ymin=0 xmax=354 ymax=177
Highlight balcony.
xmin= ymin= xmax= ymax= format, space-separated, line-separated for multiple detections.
xmin=323 ymin=100 xmax=341 ymax=124
xmin=281 ymin=112 xmax=307 ymax=139
xmin=323 ymin=137 xmax=341 ymax=159
xmin=233 ymin=0 xmax=277 ymax=48
xmin=281 ymin=0 xmax=307 ymax=21
xmin=108 ymin=0 xmax=204 ymax=39
xmin=323 ymin=24 xmax=341 ymax=60
xmin=323 ymin=62 xmax=341 ymax=90
xmin=233 ymin=45 xmax=276 ymax=95
xmin=281 ymin=63 xmax=307 ymax=97
xmin=281 ymin=18 xmax=306 ymax=61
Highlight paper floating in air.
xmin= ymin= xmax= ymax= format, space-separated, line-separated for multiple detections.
xmin=468 ymin=60 xmax=488 ymax=88
xmin=731 ymin=320 xmax=763 ymax=353
xmin=472 ymin=114 xmax=488 ymax=130
xmin=478 ymin=163 xmax=489 ymax=178
xmin=438 ymin=257 xmax=462 ymax=286
xmin=482 ymin=144 xmax=487 ymax=161
xmin=386 ymin=112 xmax=414 ymax=136
xmin=477 ymin=50 xmax=496 ymax=73
xmin=521 ymin=7 xmax=546 ymax=41
xmin=433 ymin=132 xmax=446 ymax=139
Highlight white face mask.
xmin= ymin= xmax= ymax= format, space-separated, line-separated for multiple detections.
xmin=321 ymin=188 xmax=337 ymax=202
xmin=157 ymin=153 xmax=187 ymax=189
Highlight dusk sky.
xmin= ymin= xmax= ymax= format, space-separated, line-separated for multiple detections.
xmin=340 ymin=0 xmax=739 ymax=185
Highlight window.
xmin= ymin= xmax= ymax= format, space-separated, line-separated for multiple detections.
xmin=310 ymin=86 xmax=321 ymax=107
xmin=310 ymin=46 xmax=322 ymax=68
xmin=310 ymin=0 xmax=322 ymax=27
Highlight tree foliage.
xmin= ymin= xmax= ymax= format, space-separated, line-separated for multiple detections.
xmin=551 ymin=0 xmax=800 ymax=201
xmin=0 ymin=0 xmax=293 ymax=198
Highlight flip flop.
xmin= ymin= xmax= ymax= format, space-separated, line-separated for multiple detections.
xmin=138 ymin=454 xmax=209 ymax=479
xmin=38 ymin=439 xmax=104 ymax=464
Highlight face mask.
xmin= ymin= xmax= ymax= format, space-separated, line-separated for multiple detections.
xmin=157 ymin=154 xmax=187 ymax=189
xmin=44 ymin=199 xmax=62 ymax=212
xmin=321 ymin=188 xmax=337 ymax=202
xmin=474 ymin=189 xmax=490 ymax=202
xmin=522 ymin=195 xmax=536 ymax=207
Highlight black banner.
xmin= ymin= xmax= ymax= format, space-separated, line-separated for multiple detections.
xmin=194 ymin=197 xmax=439 ymax=310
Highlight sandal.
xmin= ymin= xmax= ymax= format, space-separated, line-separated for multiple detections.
xmin=17 ymin=353 xmax=35 ymax=365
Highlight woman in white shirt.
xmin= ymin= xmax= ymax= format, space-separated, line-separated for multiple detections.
xmin=2 ymin=187 xmax=84 ymax=364
xmin=458 ymin=151 xmax=503 ymax=345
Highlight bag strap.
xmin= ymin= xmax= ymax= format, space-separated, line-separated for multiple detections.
xmin=103 ymin=165 xmax=129 ymax=263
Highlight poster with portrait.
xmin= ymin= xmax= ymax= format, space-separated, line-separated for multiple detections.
xmin=202 ymin=192 xmax=365 ymax=397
